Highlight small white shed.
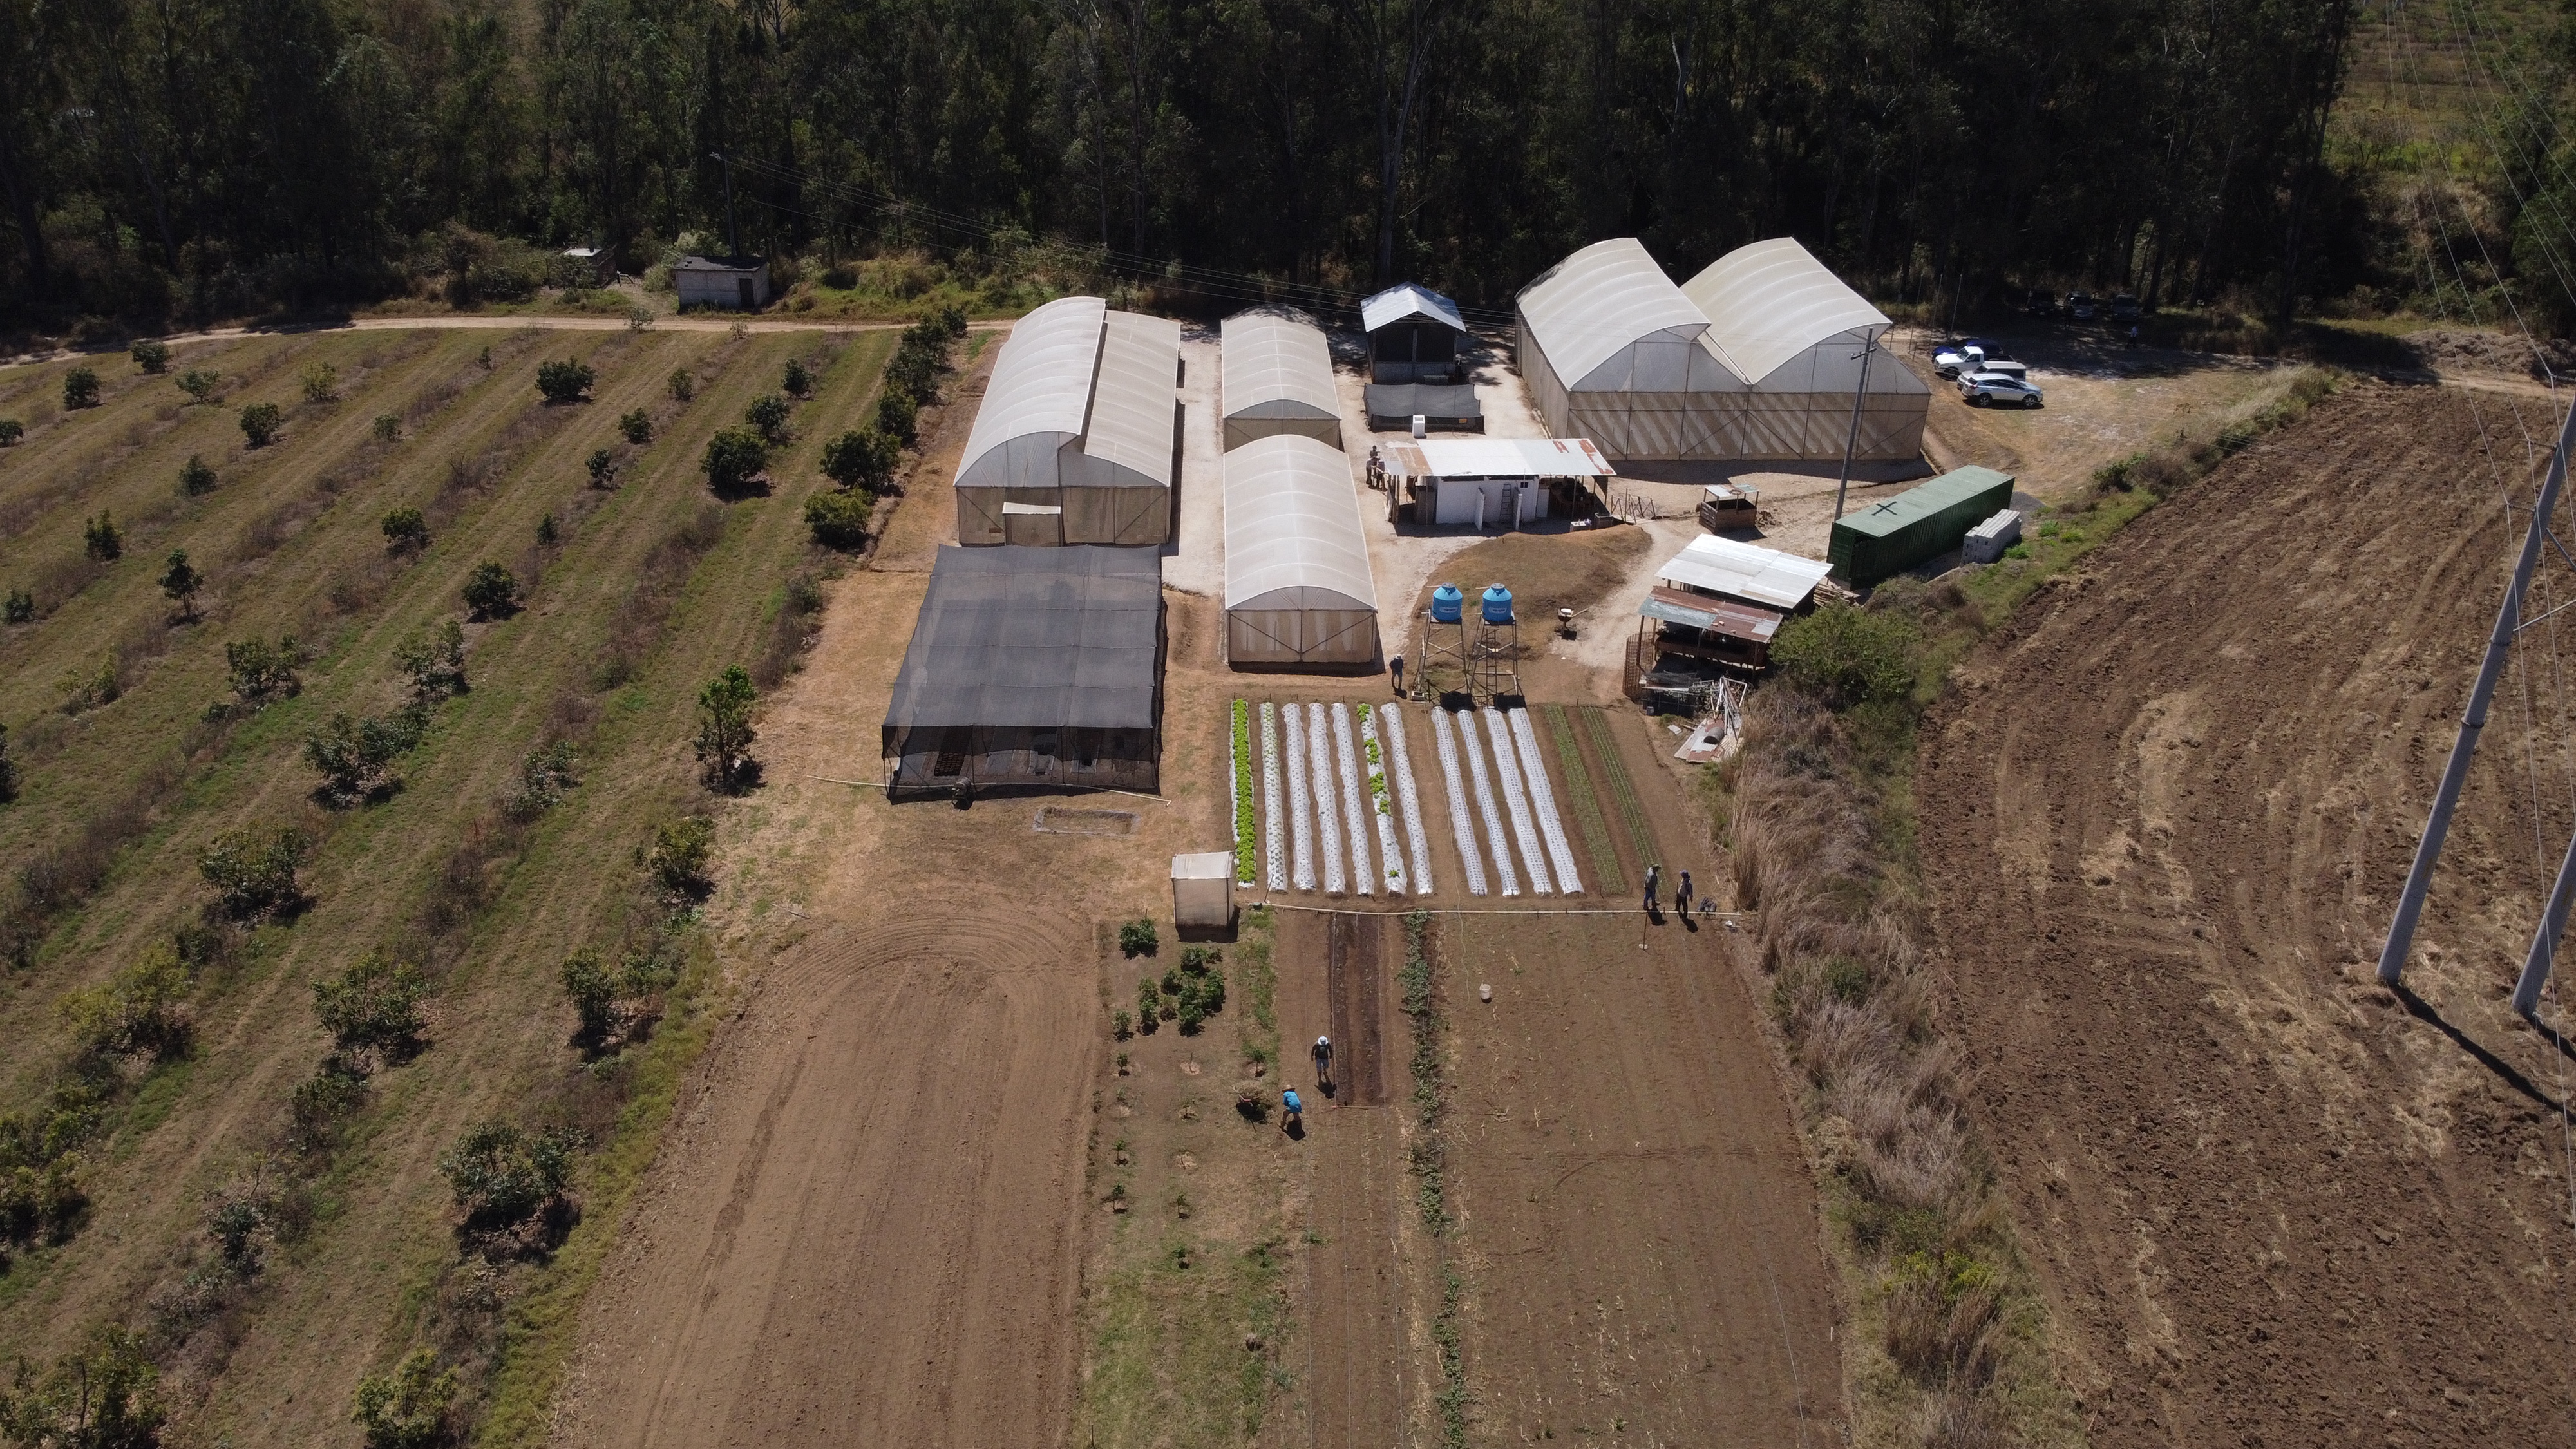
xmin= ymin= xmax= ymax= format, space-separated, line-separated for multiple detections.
xmin=1172 ymin=852 xmax=1236 ymax=928
xmin=675 ymin=255 xmax=772 ymax=311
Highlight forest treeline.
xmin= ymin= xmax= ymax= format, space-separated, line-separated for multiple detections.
xmin=0 ymin=0 xmax=2422 ymax=324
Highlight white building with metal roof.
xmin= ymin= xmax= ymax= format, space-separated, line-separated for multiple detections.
xmin=1220 ymin=312 xmax=1343 ymax=451
xmin=1655 ymin=534 xmax=1833 ymax=611
xmin=956 ymin=296 xmax=1182 ymax=546
xmin=1222 ymin=434 xmax=1382 ymax=667
xmin=1514 ymin=236 xmax=1926 ymax=464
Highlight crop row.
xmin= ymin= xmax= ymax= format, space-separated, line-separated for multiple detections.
xmin=1230 ymin=699 xmax=1256 ymax=885
xmin=1380 ymin=705 xmax=1436 ymax=895
xmin=1542 ymin=705 xmax=1626 ymax=891
xmin=1507 ymin=708 xmax=1584 ymax=894
xmin=1479 ymin=709 xmax=1551 ymax=895
xmin=1580 ymin=704 xmax=1661 ymax=865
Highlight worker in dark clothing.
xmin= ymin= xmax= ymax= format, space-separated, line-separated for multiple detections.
xmin=1642 ymin=862 xmax=1661 ymax=914
xmin=1390 ymin=654 xmax=1405 ymax=695
xmin=1676 ymin=870 xmax=1694 ymax=918
xmin=1312 ymin=1034 xmax=1334 ymax=1089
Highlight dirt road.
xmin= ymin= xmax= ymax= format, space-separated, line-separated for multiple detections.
xmin=550 ymin=913 xmax=1096 ymax=1448
xmin=1919 ymin=378 xmax=2576 ymax=1444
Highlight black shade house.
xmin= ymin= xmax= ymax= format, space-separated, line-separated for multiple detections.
xmin=1361 ymin=283 xmax=1468 ymax=383
xmin=881 ymin=545 xmax=1166 ymax=795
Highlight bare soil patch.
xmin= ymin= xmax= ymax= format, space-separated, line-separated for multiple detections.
xmin=1920 ymin=379 xmax=2576 ymax=1444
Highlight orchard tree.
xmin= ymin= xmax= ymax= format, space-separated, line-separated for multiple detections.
xmin=693 ymin=665 xmax=758 ymax=791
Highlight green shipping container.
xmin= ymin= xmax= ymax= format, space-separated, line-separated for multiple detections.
xmin=1828 ymin=465 xmax=2014 ymax=585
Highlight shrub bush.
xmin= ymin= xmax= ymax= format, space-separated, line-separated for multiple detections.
xmin=198 ymin=822 xmax=307 ymax=918
xmin=83 ymin=511 xmax=121 ymax=561
xmin=239 ymin=401 xmax=283 ymax=447
xmin=668 ymin=368 xmax=695 ymax=402
xmin=744 ymin=392 xmax=791 ymax=443
xmin=561 ymin=948 xmax=619 ymax=1042
xmin=462 ymin=561 xmax=520 ymax=619
xmin=0 ymin=419 xmax=20 ymax=444
xmin=1119 ymin=917 xmax=1159 ymax=958
xmin=586 ymin=447 xmax=618 ymax=489
xmin=618 ymin=407 xmax=652 ymax=444
xmin=62 ymin=367 xmax=99 ymax=409
xmin=373 ymin=413 xmax=401 ymax=441
xmin=1771 ymin=603 xmax=1918 ymax=708
xmin=300 ymin=360 xmax=338 ymax=402
xmin=649 ymin=817 xmax=715 ymax=899
xmin=1134 ymin=976 xmax=1161 ymax=1033
xmin=177 ymin=368 xmax=220 ymax=403
xmin=506 ymin=740 xmax=578 ymax=819
xmin=381 ymin=506 xmax=428 ymax=551
xmin=304 ymin=710 xmax=426 ymax=803
xmin=535 ymin=357 xmax=596 ymax=403
xmin=4 ymin=589 xmax=31 ymax=623
xmin=178 ymin=453 xmax=218 ymax=495
xmin=225 ymin=636 xmax=303 ymax=705
xmin=0 ymin=1328 xmax=164 ymax=1448
xmin=440 ymin=1120 xmax=577 ymax=1230
xmin=351 ymin=1348 xmax=455 ymax=1449
xmin=130 ymin=339 xmax=169 ymax=374
xmin=160 ymin=550 xmax=202 ymax=619
xmin=694 ymin=665 xmax=759 ymax=791
xmin=802 ymin=488 xmax=871 ymax=549
xmin=819 ymin=427 xmax=899 ymax=491
xmin=58 ymin=945 xmax=193 ymax=1062
xmin=875 ymin=385 xmax=917 ymax=445
xmin=312 ymin=950 xmax=429 ymax=1061
xmin=701 ymin=425 xmax=768 ymax=493
xmin=782 ymin=357 xmax=812 ymax=397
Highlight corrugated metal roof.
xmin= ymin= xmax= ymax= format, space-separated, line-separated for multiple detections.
xmin=1079 ymin=310 xmax=1183 ymax=489
xmin=1641 ymin=588 xmax=1783 ymax=641
xmin=1223 ymin=434 xmax=1379 ymax=613
xmin=1387 ymin=437 xmax=1616 ymax=478
xmin=1221 ymin=312 xmax=1340 ymax=422
xmin=1361 ymin=283 xmax=1466 ymax=336
xmin=1656 ymin=535 xmax=1832 ymax=610
xmin=957 ymin=296 xmax=1106 ymax=491
xmin=1681 ymin=238 xmax=1890 ymax=386
xmin=1834 ymin=466 xmax=2016 ymax=539
xmin=1515 ymin=238 xmax=1710 ymax=391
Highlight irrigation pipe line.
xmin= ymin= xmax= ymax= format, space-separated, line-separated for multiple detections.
xmin=807 ymin=774 xmax=1170 ymax=804
xmin=1251 ymin=900 xmax=1749 ymax=919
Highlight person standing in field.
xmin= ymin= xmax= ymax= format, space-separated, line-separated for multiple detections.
xmin=1312 ymin=1034 xmax=1333 ymax=1088
xmin=1676 ymin=870 xmax=1694 ymax=918
xmin=1390 ymin=654 xmax=1405 ymax=696
xmin=1642 ymin=862 xmax=1660 ymax=914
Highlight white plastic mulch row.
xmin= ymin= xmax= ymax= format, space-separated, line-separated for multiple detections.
xmin=1259 ymin=703 xmax=1287 ymax=893
xmin=1457 ymin=706 xmax=1520 ymax=895
xmin=1429 ymin=708 xmax=1488 ymax=896
xmin=1329 ymin=704 xmax=1376 ymax=896
xmin=1481 ymin=709 xmax=1553 ymax=895
xmin=1379 ymin=705 xmax=1435 ymax=895
xmin=1307 ymin=703 xmax=1347 ymax=893
xmin=1506 ymin=707 xmax=1584 ymax=895
xmin=1283 ymin=703 xmax=1316 ymax=891
xmin=1356 ymin=706 xmax=1408 ymax=896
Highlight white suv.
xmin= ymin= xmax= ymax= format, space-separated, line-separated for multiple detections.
xmin=1959 ymin=371 xmax=2043 ymax=408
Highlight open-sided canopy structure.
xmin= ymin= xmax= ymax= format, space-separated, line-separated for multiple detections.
xmin=956 ymin=296 xmax=1183 ymax=545
xmin=1220 ymin=312 xmax=1343 ymax=451
xmin=1361 ymin=283 xmax=1468 ymax=383
xmin=1223 ymin=434 xmax=1381 ymax=667
xmin=881 ymin=545 xmax=1166 ymax=793
xmin=1515 ymin=236 xmax=1927 ymax=463
xmin=1656 ymin=534 xmax=1833 ymax=611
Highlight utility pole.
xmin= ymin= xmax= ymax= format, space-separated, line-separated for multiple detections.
xmin=1830 ymin=333 xmax=1879 ymax=523
xmin=2380 ymin=394 xmax=2576 ymax=989
xmin=710 ymin=151 xmax=742 ymax=260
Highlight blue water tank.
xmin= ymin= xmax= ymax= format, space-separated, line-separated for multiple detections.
xmin=1481 ymin=584 xmax=1513 ymax=625
xmin=1430 ymin=583 xmax=1464 ymax=623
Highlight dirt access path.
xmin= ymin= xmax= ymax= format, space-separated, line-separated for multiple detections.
xmin=1918 ymin=378 xmax=2576 ymax=1444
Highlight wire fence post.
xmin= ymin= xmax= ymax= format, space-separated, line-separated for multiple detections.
xmin=2380 ymin=395 xmax=2576 ymax=988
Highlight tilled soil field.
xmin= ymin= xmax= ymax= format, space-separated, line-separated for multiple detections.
xmin=1920 ymin=379 xmax=2576 ymax=1445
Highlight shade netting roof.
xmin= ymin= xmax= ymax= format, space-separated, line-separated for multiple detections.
xmin=1361 ymin=283 xmax=1466 ymax=336
xmin=1363 ymin=383 xmax=1482 ymax=424
xmin=1222 ymin=313 xmax=1340 ymax=422
xmin=1222 ymin=435 xmax=1379 ymax=612
xmin=885 ymin=546 xmax=1163 ymax=730
xmin=1682 ymin=238 xmax=1893 ymax=386
xmin=1515 ymin=238 xmax=1709 ymax=390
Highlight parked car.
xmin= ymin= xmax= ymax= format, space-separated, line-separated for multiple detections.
xmin=1959 ymin=370 xmax=2043 ymax=408
xmin=2110 ymin=292 xmax=2141 ymax=322
xmin=2067 ymin=290 xmax=2098 ymax=321
xmin=1965 ymin=350 xmax=2027 ymax=379
xmin=2025 ymin=290 xmax=2061 ymax=318
xmin=1933 ymin=337 xmax=1995 ymax=377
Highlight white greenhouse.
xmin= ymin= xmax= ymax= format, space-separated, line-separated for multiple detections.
xmin=1515 ymin=236 xmax=1927 ymax=464
xmin=1220 ymin=312 xmax=1343 ymax=451
xmin=955 ymin=296 xmax=1183 ymax=546
xmin=1222 ymin=433 xmax=1382 ymax=668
